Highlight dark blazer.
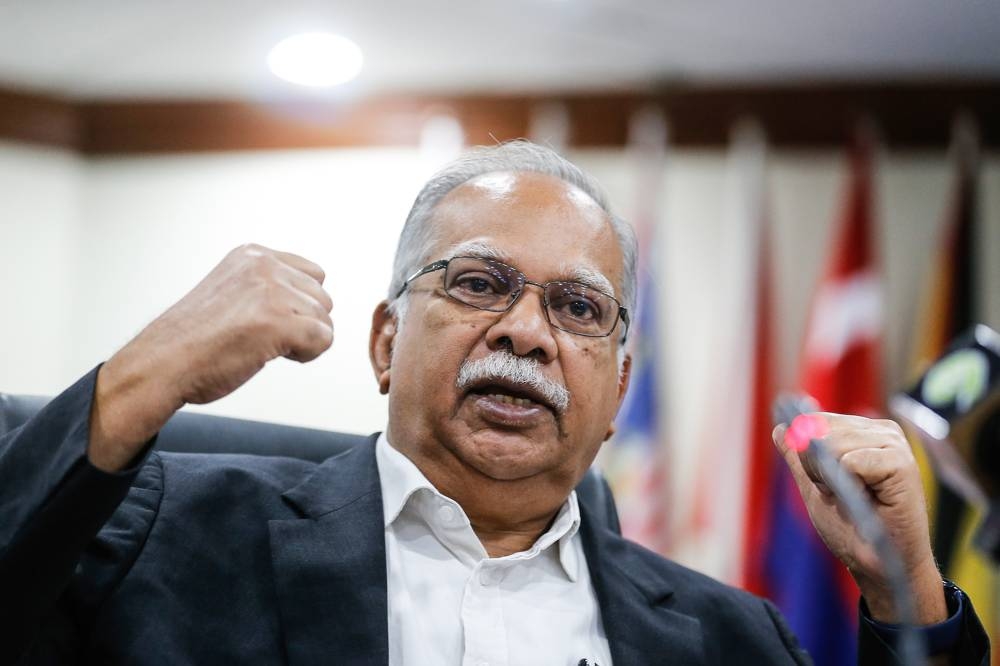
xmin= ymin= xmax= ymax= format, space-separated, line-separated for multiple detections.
xmin=0 ymin=371 xmax=990 ymax=665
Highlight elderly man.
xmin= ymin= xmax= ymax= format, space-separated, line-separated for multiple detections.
xmin=0 ymin=142 xmax=989 ymax=664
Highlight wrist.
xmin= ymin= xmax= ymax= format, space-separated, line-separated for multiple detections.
xmin=88 ymin=349 xmax=184 ymax=471
xmin=859 ymin=560 xmax=947 ymax=625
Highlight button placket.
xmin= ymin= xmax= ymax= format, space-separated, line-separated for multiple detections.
xmin=462 ymin=563 xmax=508 ymax=666
xmin=478 ymin=566 xmax=505 ymax=587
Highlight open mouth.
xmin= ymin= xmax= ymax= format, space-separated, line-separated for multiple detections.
xmin=481 ymin=393 xmax=536 ymax=407
xmin=465 ymin=380 xmax=558 ymax=415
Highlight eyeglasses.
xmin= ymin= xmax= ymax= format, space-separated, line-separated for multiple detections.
xmin=396 ymin=256 xmax=629 ymax=339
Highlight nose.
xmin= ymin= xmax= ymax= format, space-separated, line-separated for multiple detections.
xmin=485 ymin=285 xmax=558 ymax=362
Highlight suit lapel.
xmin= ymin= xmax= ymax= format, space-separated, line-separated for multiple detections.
xmin=268 ymin=438 xmax=704 ymax=665
xmin=269 ymin=435 xmax=389 ymax=665
xmin=580 ymin=514 xmax=706 ymax=666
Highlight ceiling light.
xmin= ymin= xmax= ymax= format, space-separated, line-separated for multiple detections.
xmin=267 ymin=32 xmax=363 ymax=88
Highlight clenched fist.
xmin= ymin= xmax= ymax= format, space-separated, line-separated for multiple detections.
xmin=88 ymin=245 xmax=333 ymax=471
xmin=773 ymin=414 xmax=948 ymax=625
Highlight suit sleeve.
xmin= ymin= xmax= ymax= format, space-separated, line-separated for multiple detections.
xmin=0 ymin=367 xmax=158 ymax=664
xmin=857 ymin=583 xmax=990 ymax=666
xmin=761 ymin=586 xmax=990 ymax=666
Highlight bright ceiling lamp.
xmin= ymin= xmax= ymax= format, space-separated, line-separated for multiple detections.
xmin=267 ymin=32 xmax=363 ymax=87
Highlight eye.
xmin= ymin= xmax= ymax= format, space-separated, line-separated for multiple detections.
xmin=450 ymin=270 xmax=511 ymax=296
xmin=460 ymin=276 xmax=494 ymax=294
xmin=567 ymin=300 xmax=597 ymax=319
xmin=550 ymin=291 xmax=601 ymax=321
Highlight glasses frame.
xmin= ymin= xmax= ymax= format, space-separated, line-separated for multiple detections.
xmin=396 ymin=256 xmax=630 ymax=340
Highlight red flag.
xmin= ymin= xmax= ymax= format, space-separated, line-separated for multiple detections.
xmin=739 ymin=135 xmax=776 ymax=596
xmin=757 ymin=132 xmax=883 ymax=666
xmin=800 ymin=130 xmax=884 ymax=603
xmin=800 ymin=135 xmax=883 ymax=419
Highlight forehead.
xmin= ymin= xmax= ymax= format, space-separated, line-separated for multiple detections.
xmin=427 ymin=171 xmax=623 ymax=289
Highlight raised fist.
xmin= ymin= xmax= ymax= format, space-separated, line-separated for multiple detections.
xmin=88 ymin=245 xmax=333 ymax=471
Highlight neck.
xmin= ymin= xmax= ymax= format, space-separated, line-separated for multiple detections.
xmin=386 ymin=429 xmax=572 ymax=558
xmin=437 ymin=471 xmax=565 ymax=557
xmin=473 ymin=521 xmax=556 ymax=557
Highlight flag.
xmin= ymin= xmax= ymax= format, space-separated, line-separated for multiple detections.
xmin=601 ymin=107 xmax=671 ymax=555
xmin=718 ymin=121 xmax=776 ymax=597
xmin=676 ymin=120 xmax=770 ymax=584
xmin=766 ymin=132 xmax=883 ymax=666
xmin=909 ymin=117 xmax=998 ymax=659
xmin=606 ymin=259 xmax=670 ymax=553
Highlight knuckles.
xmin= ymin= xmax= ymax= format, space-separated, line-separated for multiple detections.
xmin=232 ymin=242 xmax=267 ymax=259
xmin=877 ymin=418 xmax=906 ymax=439
xmin=228 ymin=243 xmax=280 ymax=281
xmin=217 ymin=245 xmax=334 ymax=346
xmin=824 ymin=413 xmax=909 ymax=446
xmin=155 ymin=245 xmax=333 ymax=405
xmin=311 ymin=321 xmax=335 ymax=351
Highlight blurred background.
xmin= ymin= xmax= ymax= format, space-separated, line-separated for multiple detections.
xmin=1 ymin=2 xmax=998 ymax=663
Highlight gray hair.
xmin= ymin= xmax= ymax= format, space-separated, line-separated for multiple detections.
xmin=387 ymin=140 xmax=637 ymax=349
xmin=456 ymin=350 xmax=571 ymax=415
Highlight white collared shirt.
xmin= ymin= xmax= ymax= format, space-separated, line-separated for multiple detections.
xmin=376 ymin=433 xmax=614 ymax=666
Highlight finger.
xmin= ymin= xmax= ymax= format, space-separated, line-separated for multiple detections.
xmin=819 ymin=412 xmax=901 ymax=436
xmin=284 ymin=268 xmax=334 ymax=313
xmin=283 ymin=289 xmax=333 ymax=328
xmin=815 ymin=414 xmax=912 ymax=461
xmin=837 ymin=447 xmax=914 ymax=497
xmin=274 ymin=250 xmax=326 ymax=285
xmin=284 ymin=317 xmax=334 ymax=363
xmin=774 ymin=423 xmax=840 ymax=494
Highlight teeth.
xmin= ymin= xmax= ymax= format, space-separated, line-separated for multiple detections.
xmin=487 ymin=393 xmax=534 ymax=407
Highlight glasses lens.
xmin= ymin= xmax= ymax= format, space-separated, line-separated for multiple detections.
xmin=545 ymin=281 xmax=617 ymax=336
xmin=444 ymin=257 xmax=521 ymax=311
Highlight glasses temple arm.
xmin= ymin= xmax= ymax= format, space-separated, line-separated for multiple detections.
xmin=396 ymin=260 xmax=450 ymax=298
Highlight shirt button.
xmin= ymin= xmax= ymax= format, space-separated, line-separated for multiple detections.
xmin=479 ymin=568 xmax=500 ymax=586
xmin=437 ymin=504 xmax=457 ymax=524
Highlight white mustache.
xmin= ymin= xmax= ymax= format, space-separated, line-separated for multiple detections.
xmin=456 ymin=351 xmax=570 ymax=415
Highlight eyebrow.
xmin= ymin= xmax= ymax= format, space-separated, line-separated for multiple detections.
xmin=558 ymin=263 xmax=616 ymax=297
xmin=445 ymin=240 xmax=510 ymax=262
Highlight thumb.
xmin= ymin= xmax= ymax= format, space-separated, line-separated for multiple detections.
xmin=773 ymin=423 xmax=825 ymax=494
xmin=772 ymin=423 xmax=788 ymax=454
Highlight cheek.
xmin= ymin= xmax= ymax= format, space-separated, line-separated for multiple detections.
xmin=562 ymin=340 xmax=621 ymax=408
xmin=396 ymin=303 xmax=485 ymax=380
xmin=421 ymin=298 xmax=485 ymax=336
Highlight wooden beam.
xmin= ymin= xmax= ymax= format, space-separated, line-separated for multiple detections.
xmin=644 ymin=83 xmax=1000 ymax=148
xmin=0 ymin=89 xmax=79 ymax=149
xmin=1 ymin=82 xmax=998 ymax=154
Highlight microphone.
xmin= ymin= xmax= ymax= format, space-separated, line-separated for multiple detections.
xmin=773 ymin=395 xmax=926 ymax=666
xmin=890 ymin=324 xmax=1000 ymax=560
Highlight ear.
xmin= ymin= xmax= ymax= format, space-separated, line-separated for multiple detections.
xmin=369 ymin=300 xmax=397 ymax=395
xmin=603 ymin=352 xmax=632 ymax=441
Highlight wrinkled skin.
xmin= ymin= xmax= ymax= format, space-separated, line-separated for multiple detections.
xmin=369 ymin=172 xmax=632 ymax=555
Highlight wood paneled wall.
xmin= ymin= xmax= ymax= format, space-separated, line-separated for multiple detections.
xmin=1 ymin=82 xmax=998 ymax=154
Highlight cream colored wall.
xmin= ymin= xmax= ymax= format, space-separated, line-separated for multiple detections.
xmin=69 ymin=148 xmax=440 ymax=434
xmin=0 ymin=140 xmax=82 ymax=394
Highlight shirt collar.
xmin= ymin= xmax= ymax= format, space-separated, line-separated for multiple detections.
xmin=374 ymin=432 xmax=583 ymax=581
xmin=375 ymin=431 xmax=436 ymax=528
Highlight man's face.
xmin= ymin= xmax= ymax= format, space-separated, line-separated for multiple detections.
xmin=376 ymin=171 xmax=630 ymax=494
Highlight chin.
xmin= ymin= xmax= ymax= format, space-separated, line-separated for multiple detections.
xmin=453 ymin=429 xmax=559 ymax=482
